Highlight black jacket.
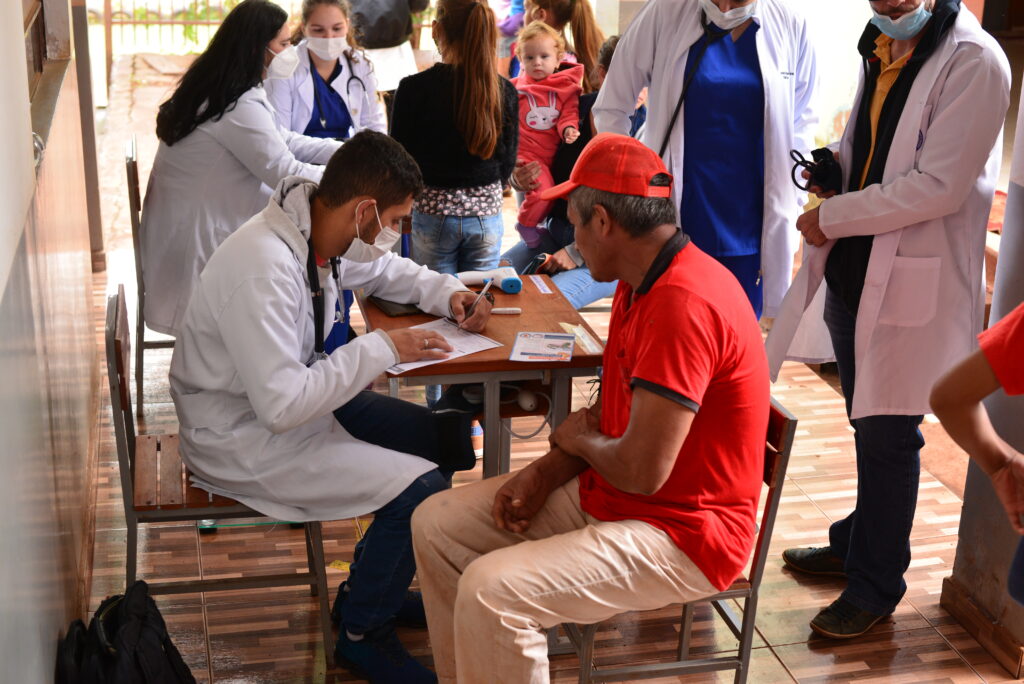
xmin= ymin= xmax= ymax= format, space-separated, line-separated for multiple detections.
xmin=825 ymin=0 xmax=961 ymax=315
xmin=390 ymin=64 xmax=519 ymax=189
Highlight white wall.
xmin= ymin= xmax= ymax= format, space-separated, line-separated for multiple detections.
xmin=792 ymin=0 xmax=872 ymax=147
xmin=0 ymin=2 xmax=37 ymax=289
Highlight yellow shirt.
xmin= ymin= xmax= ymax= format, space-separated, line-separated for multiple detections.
xmin=859 ymin=34 xmax=914 ymax=189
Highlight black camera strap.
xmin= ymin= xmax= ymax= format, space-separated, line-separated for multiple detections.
xmin=658 ymin=14 xmax=731 ymax=159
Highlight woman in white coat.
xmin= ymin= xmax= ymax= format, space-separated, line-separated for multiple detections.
xmin=593 ymin=0 xmax=819 ymax=319
xmin=140 ymin=0 xmax=342 ymax=337
xmin=767 ymin=0 xmax=1011 ymax=639
xmin=264 ymin=0 xmax=387 ymax=140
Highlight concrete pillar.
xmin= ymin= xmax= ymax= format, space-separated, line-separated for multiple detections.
xmin=941 ymin=78 xmax=1024 ymax=678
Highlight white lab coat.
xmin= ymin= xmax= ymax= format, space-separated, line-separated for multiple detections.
xmin=264 ymin=42 xmax=387 ymax=137
xmin=140 ymin=86 xmax=342 ymax=337
xmin=765 ymin=9 xmax=1010 ymax=420
xmin=365 ymin=41 xmax=419 ymax=92
xmin=593 ymin=0 xmax=819 ymax=317
xmin=169 ymin=177 xmax=469 ymax=522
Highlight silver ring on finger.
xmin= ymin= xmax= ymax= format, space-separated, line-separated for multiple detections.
xmin=423 ymin=338 xmax=429 ymax=350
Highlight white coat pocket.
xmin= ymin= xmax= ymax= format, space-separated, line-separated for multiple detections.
xmin=877 ymin=256 xmax=941 ymax=327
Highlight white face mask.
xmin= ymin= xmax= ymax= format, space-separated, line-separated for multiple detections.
xmin=342 ymin=201 xmax=401 ymax=263
xmin=699 ymin=0 xmax=758 ymax=29
xmin=306 ymin=36 xmax=349 ymax=61
xmin=870 ymin=2 xmax=932 ymax=41
xmin=266 ymin=45 xmax=300 ymax=80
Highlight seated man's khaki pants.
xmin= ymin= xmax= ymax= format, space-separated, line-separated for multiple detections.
xmin=411 ymin=473 xmax=718 ymax=684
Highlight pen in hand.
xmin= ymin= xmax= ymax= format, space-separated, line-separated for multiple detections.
xmin=461 ymin=279 xmax=494 ymax=329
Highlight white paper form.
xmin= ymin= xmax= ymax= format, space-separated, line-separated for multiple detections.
xmin=386 ymin=318 xmax=503 ymax=375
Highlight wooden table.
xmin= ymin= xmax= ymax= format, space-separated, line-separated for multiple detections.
xmin=358 ymin=274 xmax=604 ymax=477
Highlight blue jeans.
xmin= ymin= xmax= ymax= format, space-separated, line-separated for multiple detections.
xmin=502 ymin=217 xmax=617 ymax=310
xmin=824 ymin=288 xmax=923 ymax=616
xmin=410 ymin=211 xmax=504 ymax=275
xmin=412 ymin=211 xmax=503 ymax=405
xmin=332 ymin=391 xmax=474 ymax=633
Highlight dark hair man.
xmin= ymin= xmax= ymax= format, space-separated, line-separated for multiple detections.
xmin=411 ymin=133 xmax=770 ymax=683
xmin=169 ymin=130 xmax=489 ymax=682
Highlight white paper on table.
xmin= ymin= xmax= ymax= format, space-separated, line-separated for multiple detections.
xmin=386 ymin=318 xmax=503 ymax=375
xmin=509 ymin=332 xmax=575 ymax=362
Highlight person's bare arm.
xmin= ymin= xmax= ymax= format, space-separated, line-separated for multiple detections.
xmin=551 ymin=388 xmax=692 ymax=496
xmin=492 ymin=446 xmax=588 ymax=533
xmin=931 ymin=350 xmax=1024 ymax=533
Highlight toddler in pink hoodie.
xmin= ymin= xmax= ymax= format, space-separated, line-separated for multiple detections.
xmin=512 ymin=21 xmax=583 ymax=247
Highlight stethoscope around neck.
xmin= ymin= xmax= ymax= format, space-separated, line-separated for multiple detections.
xmin=312 ymin=51 xmax=366 ymax=130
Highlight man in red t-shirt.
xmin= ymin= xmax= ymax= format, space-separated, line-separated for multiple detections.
xmin=931 ymin=300 xmax=1024 ymax=604
xmin=411 ymin=133 xmax=770 ymax=683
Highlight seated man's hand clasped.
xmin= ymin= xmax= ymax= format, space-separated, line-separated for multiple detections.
xmin=550 ymin=406 xmax=600 ymax=455
xmin=450 ymin=291 xmax=492 ymax=332
xmin=386 ymin=328 xmax=453 ymax=363
xmin=491 ymin=463 xmax=553 ymax=534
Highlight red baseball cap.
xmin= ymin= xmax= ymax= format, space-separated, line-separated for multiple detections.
xmin=539 ymin=133 xmax=673 ymax=201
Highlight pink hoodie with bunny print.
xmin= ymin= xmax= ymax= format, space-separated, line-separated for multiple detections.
xmin=512 ymin=62 xmax=583 ymax=166
xmin=511 ymin=62 xmax=583 ymax=240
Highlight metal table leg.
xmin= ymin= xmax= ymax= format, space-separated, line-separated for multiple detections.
xmin=551 ymin=372 xmax=572 ymax=427
xmin=482 ymin=378 xmax=502 ymax=478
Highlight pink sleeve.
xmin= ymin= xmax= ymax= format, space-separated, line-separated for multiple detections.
xmin=558 ymin=86 xmax=582 ymax=136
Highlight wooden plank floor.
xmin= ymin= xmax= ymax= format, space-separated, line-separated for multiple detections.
xmin=87 ymin=54 xmax=1019 ymax=683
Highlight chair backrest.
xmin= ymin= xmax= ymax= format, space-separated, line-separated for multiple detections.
xmin=747 ymin=396 xmax=798 ymax=591
xmin=105 ymin=285 xmax=137 ymax=507
xmin=125 ymin=137 xmax=146 ymax=305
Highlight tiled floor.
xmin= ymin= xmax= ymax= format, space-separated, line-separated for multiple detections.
xmin=87 ymin=54 xmax=1020 ymax=682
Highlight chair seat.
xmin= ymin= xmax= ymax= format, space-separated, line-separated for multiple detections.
xmin=132 ymin=433 xmax=239 ymax=511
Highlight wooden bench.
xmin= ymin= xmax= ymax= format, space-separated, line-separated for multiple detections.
xmin=104 ymin=284 xmax=333 ymax=663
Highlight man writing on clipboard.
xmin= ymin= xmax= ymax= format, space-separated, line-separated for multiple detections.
xmin=169 ymin=131 xmax=490 ymax=682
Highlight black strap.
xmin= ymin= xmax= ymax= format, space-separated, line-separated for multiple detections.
xmin=658 ymin=14 xmax=731 ymax=158
xmin=307 ymin=239 xmax=326 ymax=358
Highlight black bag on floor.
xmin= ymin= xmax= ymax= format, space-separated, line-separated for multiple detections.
xmin=57 ymin=580 xmax=196 ymax=684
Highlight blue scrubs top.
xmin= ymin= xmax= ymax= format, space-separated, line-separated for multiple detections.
xmin=303 ymin=56 xmax=354 ymax=140
xmin=679 ymin=23 xmax=765 ymax=259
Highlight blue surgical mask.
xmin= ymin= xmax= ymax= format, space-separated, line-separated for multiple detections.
xmin=870 ymin=3 xmax=932 ymax=41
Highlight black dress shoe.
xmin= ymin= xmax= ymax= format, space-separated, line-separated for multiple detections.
xmin=810 ymin=598 xmax=890 ymax=639
xmin=782 ymin=546 xmax=846 ymax=577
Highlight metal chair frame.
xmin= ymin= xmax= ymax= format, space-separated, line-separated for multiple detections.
xmin=553 ymin=397 xmax=798 ymax=684
xmin=125 ymin=136 xmax=174 ymax=416
xmin=105 ymin=285 xmax=334 ymax=665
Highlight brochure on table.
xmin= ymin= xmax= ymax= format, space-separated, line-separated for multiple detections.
xmin=509 ymin=332 xmax=576 ymax=362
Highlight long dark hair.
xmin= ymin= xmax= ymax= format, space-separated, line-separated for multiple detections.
xmin=436 ymin=0 xmax=501 ymax=159
xmin=156 ymin=0 xmax=288 ymax=145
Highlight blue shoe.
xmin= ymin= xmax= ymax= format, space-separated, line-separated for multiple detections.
xmin=332 ymin=581 xmax=428 ymax=628
xmin=334 ymin=625 xmax=436 ymax=683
